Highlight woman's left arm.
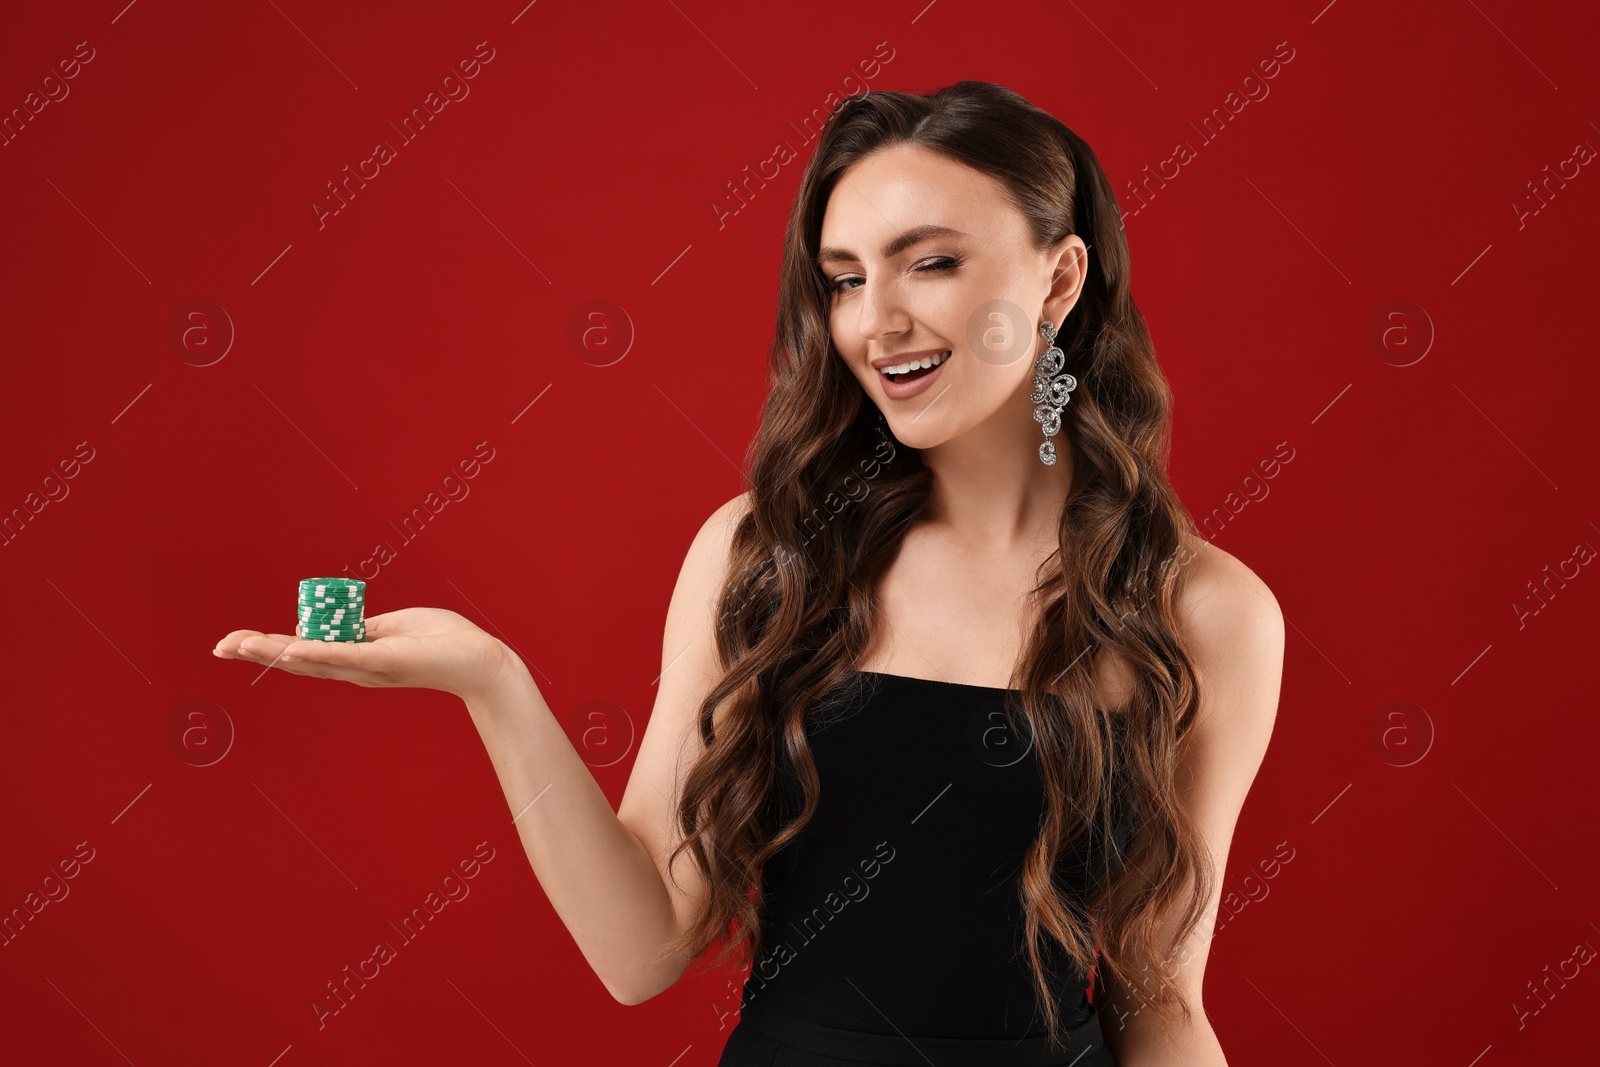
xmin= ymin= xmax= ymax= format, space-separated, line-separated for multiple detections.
xmin=1099 ymin=541 xmax=1286 ymax=1067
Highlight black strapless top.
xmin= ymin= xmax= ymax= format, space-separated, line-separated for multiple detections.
xmin=738 ymin=670 xmax=1138 ymax=1039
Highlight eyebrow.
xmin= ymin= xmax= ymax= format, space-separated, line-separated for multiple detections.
xmin=816 ymin=224 xmax=970 ymax=266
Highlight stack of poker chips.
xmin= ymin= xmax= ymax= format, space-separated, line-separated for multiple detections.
xmin=297 ymin=578 xmax=366 ymax=642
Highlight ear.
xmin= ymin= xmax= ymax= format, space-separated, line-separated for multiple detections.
xmin=1045 ymin=234 xmax=1090 ymax=324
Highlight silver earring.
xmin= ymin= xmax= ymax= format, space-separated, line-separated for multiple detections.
xmin=1031 ymin=319 xmax=1076 ymax=466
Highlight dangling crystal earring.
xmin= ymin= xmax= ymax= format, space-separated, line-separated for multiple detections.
xmin=1030 ymin=319 xmax=1076 ymax=466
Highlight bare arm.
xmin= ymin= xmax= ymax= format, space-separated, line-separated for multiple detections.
xmin=1099 ymin=540 xmax=1285 ymax=1066
xmin=462 ymin=492 xmax=750 ymax=1005
xmin=460 ymin=663 xmax=679 ymax=1004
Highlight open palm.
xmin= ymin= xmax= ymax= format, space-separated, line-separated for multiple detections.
xmin=214 ymin=607 xmax=512 ymax=699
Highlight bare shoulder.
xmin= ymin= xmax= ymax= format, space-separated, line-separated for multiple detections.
xmin=672 ymin=489 xmax=754 ymax=678
xmin=1170 ymin=533 xmax=1285 ymax=767
xmin=1174 ymin=535 xmax=1280 ymax=627
xmin=691 ymin=490 xmax=753 ymax=562
xmin=692 ymin=490 xmax=753 ymax=611
xmin=705 ymin=489 xmax=754 ymax=542
xmin=1175 ymin=536 xmax=1283 ymax=670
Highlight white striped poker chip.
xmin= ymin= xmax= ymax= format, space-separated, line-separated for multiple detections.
xmin=295 ymin=625 xmax=367 ymax=639
xmin=298 ymin=582 xmax=365 ymax=600
xmin=301 ymin=595 xmax=364 ymax=608
xmin=299 ymin=578 xmax=364 ymax=592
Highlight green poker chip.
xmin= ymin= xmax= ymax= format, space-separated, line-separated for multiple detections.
xmin=299 ymin=579 xmax=365 ymax=596
xmin=296 ymin=576 xmax=368 ymax=643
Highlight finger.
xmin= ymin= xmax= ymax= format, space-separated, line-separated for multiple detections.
xmin=282 ymin=637 xmax=389 ymax=673
xmin=213 ymin=630 xmax=267 ymax=658
xmin=267 ymin=655 xmax=375 ymax=685
xmin=232 ymin=633 xmax=302 ymax=664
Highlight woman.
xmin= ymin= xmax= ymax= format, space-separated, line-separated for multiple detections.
xmin=216 ymin=81 xmax=1284 ymax=1066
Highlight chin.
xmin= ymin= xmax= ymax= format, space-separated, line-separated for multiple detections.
xmin=887 ymin=423 xmax=948 ymax=451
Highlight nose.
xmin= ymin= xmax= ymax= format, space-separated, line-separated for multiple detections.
xmin=851 ymin=271 xmax=911 ymax=345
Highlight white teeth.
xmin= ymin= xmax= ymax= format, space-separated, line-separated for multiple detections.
xmin=880 ymin=351 xmax=950 ymax=376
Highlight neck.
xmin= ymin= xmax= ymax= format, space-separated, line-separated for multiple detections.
xmin=917 ymin=377 xmax=1075 ymax=552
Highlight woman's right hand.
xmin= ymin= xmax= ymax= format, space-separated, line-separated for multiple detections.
xmin=213 ymin=607 xmax=517 ymax=700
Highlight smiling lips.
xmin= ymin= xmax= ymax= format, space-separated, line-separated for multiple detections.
xmin=878 ymin=350 xmax=951 ymax=378
xmin=878 ymin=349 xmax=952 ymax=399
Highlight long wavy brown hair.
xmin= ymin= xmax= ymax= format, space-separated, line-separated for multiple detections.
xmin=651 ymin=80 xmax=1211 ymax=1050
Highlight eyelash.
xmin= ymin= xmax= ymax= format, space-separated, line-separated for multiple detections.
xmin=829 ymin=257 xmax=963 ymax=293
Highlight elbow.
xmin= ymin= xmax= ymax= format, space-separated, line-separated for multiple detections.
xmin=601 ymin=926 xmax=696 ymax=1005
xmin=604 ymin=973 xmax=650 ymax=1006
xmin=604 ymin=967 xmax=677 ymax=1007
xmin=607 ymin=984 xmax=644 ymax=1007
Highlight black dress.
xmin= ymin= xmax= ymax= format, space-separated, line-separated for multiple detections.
xmin=717 ymin=670 xmax=1135 ymax=1066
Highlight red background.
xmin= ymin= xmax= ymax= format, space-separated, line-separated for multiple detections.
xmin=3 ymin=0 xmax=1598 ymax=1063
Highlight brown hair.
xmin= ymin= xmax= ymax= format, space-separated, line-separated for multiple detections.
xmin=652 ymin=80 xmax=1210 ymax=1050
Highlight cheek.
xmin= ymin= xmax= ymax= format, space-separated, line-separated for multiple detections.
xmin=830 ymin=323 xmax=864 ymax=369
xmin=829 ymin=308 xmax=850 ymax=347
xmin=831 ymin=341 xmax=857 ymax=380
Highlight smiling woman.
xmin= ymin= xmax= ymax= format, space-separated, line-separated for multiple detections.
xmin=648 ymin=81 xmax=1284 ymax=1067
xmin=214 ymin=78 xmax=1282 ymax=1067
